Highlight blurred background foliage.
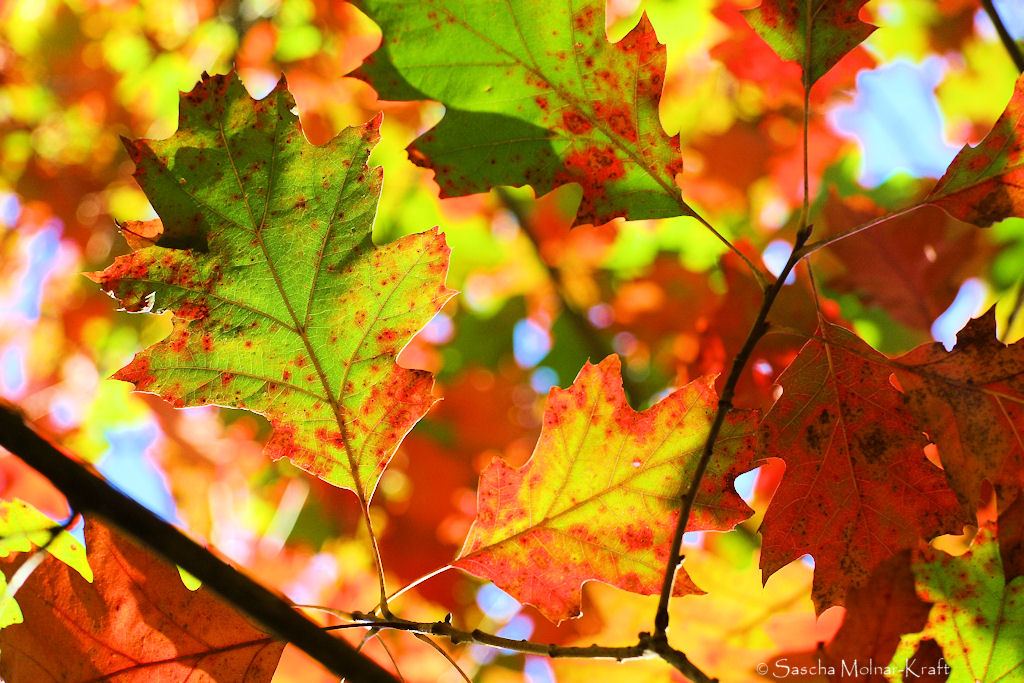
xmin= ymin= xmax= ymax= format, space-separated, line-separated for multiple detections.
xmin=1 ymin=0 xmax=1023 ymax=680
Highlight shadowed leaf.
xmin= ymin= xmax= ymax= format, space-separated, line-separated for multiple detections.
xmin=823 ymin=200 xmax=983 ymax=333
xmin=758 ymin=324 xmax=964 ymax=612
xmin=354 ymin=0 xmax=689 ymax=226
xmin=822 ymin=550 xmax=932 ymax=680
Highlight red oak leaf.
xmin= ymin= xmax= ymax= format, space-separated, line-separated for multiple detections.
xmin=758 ymin=323 xmax=965 ymax=612
xmin=893 ymin=309 xmax=1024 ymax=511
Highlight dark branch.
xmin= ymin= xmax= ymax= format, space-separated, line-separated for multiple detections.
xmin=981 ymin=0 xmax=1024 ymax=74
xmin=347 ymin=613 xmax=717 ymax=683
xmin=652 ymin=228 xmax=812 ymax=639
xmin=0 ymin=402 xmax=399 ymax=683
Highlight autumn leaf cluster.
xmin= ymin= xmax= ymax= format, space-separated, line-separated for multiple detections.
xmin=0 ymin=0 xmax=1023 ymax=682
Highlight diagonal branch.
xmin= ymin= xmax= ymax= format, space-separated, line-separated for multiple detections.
xmin=981 ymin=0 xmax=1024 ymax=74
xmin=652 ymin=227 xmax=812 ymax=641
xmin=0 ymin=401 xmax=399 ymax=683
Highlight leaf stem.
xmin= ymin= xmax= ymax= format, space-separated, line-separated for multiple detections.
xmin=0 ymin=402 xmax=400 ymax=683
xmin=651 ymin=226 xmax=810 ymax=642
xmin=360 ymin=504 xmax=392 ymax=617
xmin=981 ymin=0 xmax=1024 ymax=74
xmin=797 ymin=202 xmax=924 ymax=256
xmin=691 ymin=210 xmax=768 ymax=290
xmin=381 ymin=564 xmax=454 ymax=608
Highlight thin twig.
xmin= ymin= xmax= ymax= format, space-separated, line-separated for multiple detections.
xmin=690 ymin=210 xmax=767 ymax=290
xmin=346 ymin=612 xmax=717 ymax=682
xmin=981 ymin=0 xmax=1024 ymax=73
xmin=798 ymin=203 xmax=923 ymax=256
xmin=373 ymin=632 xmax=407 ymax=683
xmin=0 ymin=402 xmax=399 ymax=683
xmin=413 ymin=632 xmax=472 ymax=683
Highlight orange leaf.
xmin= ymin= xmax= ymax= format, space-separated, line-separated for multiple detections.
xmin=455 ymin=355 xmax=757 ymax=623
xmin=0 ymin=519 xmax=283 ymax=681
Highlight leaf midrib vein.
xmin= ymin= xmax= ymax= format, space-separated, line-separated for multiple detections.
xmin=218 ymin=117 xmax=361 ymax=495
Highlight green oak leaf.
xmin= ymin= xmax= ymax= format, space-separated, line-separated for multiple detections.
xmin=354 ymin=0 xmax=690 ymax=226
xmin=890 ymin=526 xmax=1024 ymax=682
xmin=91 ymin=72 xmax=455 ymax=501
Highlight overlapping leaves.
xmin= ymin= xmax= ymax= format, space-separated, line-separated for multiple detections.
xmin=890 ymin=526 xmax=1024 ymax=682
xmin=92 ymin=72 xmax=454 ymax=500
xmin=893 ymin=310 xmax=1024 ymax=511
xmin=355 ymin=0 xmax=689 ymax=226
xmin=0 ymin=519 xmax=283 ymax=682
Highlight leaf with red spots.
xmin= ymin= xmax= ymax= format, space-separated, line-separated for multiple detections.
xmin=0 ymin=518 xmax=284 ymax=682
xmin=757 ymin=323 xmax=964 ymax=613
xmin=454 ymin=355 xmax=757 ymax=623
xmin=889 ymin=525 xmax=1024 ymax=682
xmin=928 ymin=73 xmax=1024 ymax=227
xmin=741 ymin=0 xmax=875 ymax=86
xmin=89 ymin=72 xmax=455 ymax=500
xmin=892 ymin=309 xmax=1024 ymax=512
xmin=353 ymin=0 xmax=690 ymax=226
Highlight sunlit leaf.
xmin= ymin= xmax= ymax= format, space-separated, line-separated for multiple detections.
xmin=90 ymin=72 xmax=454 ymax=499
xmin=455 ymin=355 xmax=757 ymax=623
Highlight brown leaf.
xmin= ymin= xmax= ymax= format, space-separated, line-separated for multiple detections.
xmin=823 ymin=550 xmax=932 ymax=680
xmin=894 ymin=309 xmax=1024 ymax=511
